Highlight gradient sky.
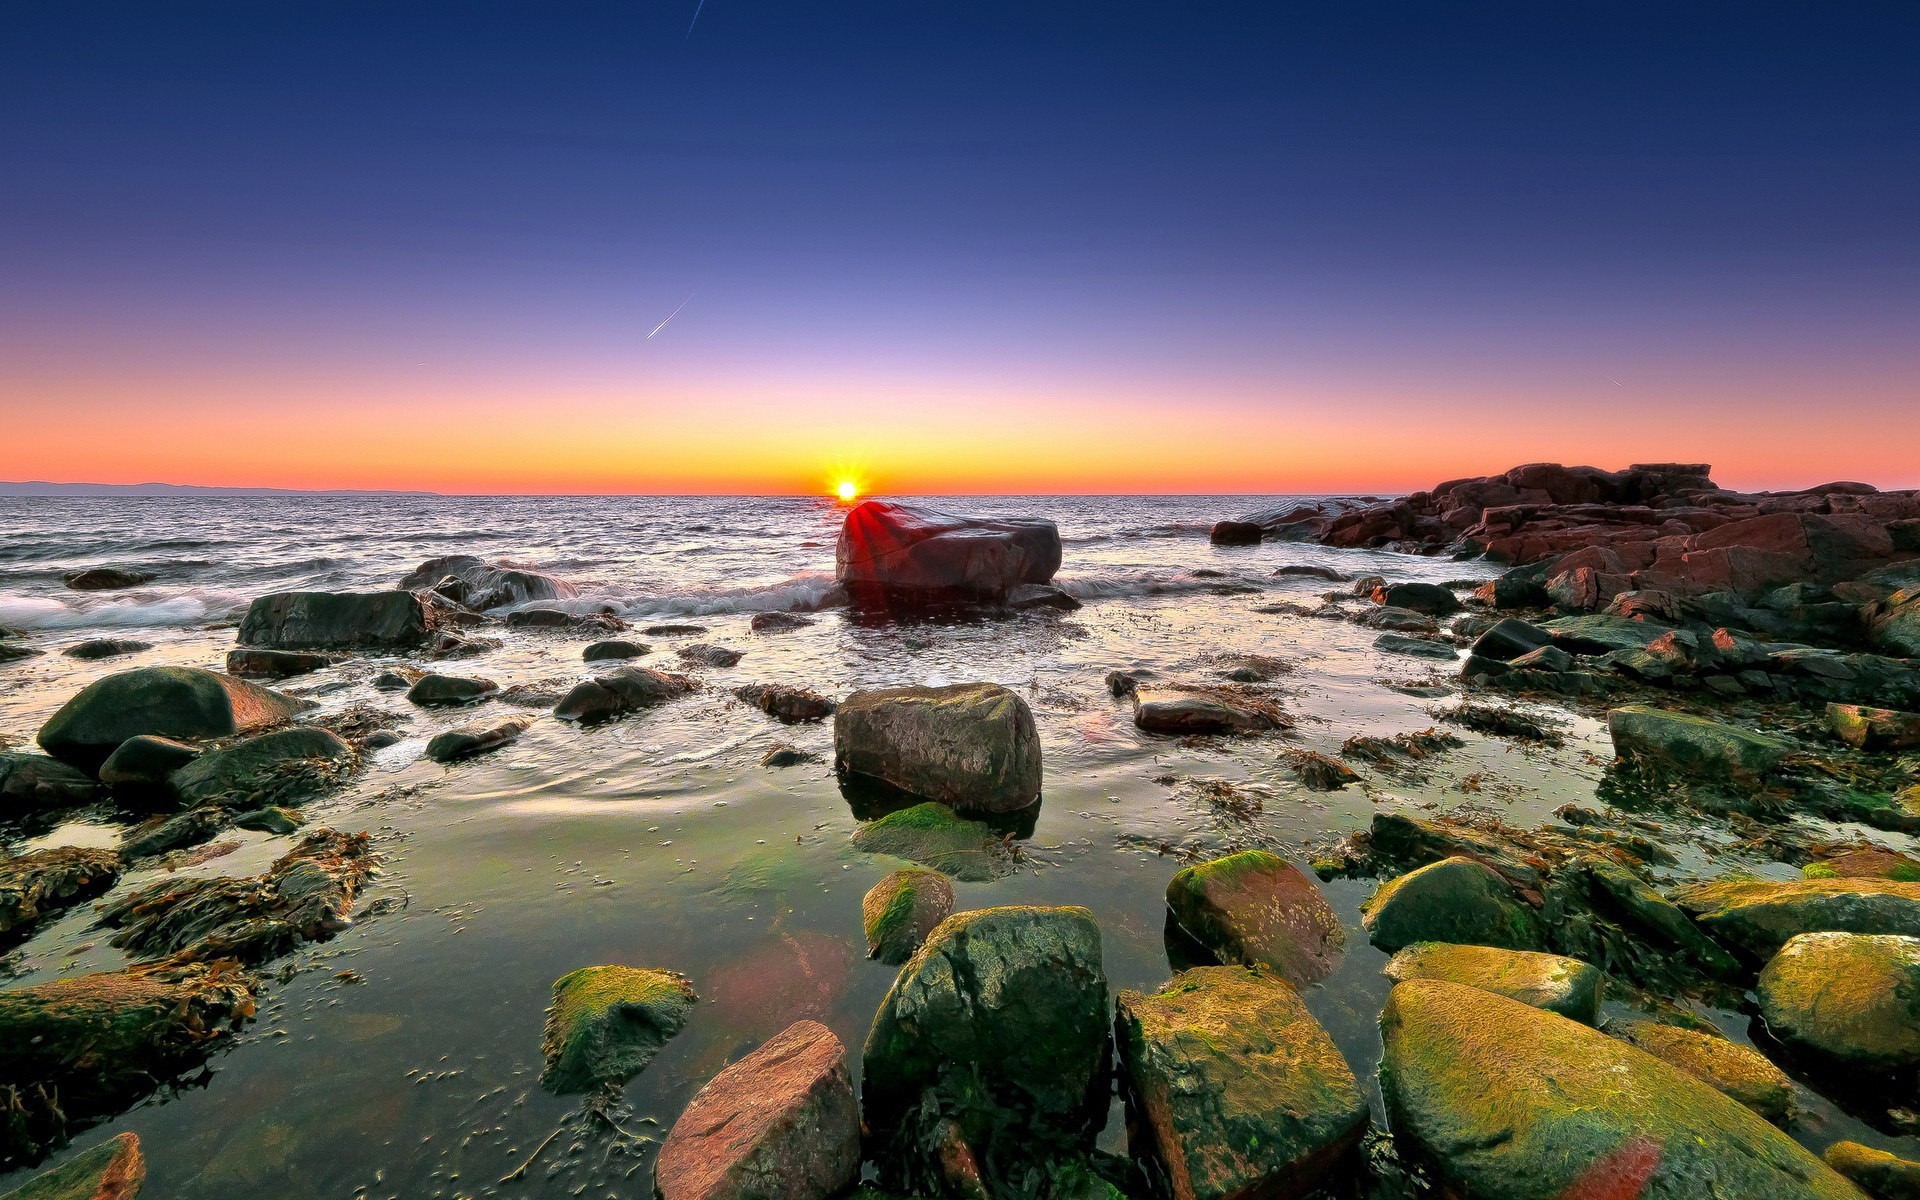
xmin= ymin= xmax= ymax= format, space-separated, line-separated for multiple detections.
xmin=2 ymin=2 xmax=1917 ymax=494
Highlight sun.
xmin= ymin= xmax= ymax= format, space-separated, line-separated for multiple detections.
xmin=835 ymin=479 xmax=860 ymax=503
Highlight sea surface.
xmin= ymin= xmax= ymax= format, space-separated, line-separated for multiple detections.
xmin=0 ymin=495 xmax=1894 ymax=1197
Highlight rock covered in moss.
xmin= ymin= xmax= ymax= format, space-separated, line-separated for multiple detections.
xmin=167 ymin=726 xmax=353 ymax=806
xmin=1605 ymin=1020 xmax=1794 ymax=1123
xmin=1827 ymin=703 xmax=1920 ymax=752
xmin=0 ymin=1131 xmax=145 ymax=1199
xmin=232 ymin=805 xmax=305 ymax=835
xmin=237 ymin=589 xmax=436 ymax=650
xmin=861 ymin=869 xmax=954 ymax=964
xmin=1567 ymin=855 xmax=1744 ymax=979
xmin=1807 ymin=849 xmax=1920 ymax=882
xmin=850 ymin=802 xmax=1006 ymax=882
xmin=834 ymin=683 xmax=1041 ymax=814
xmin=1823 ymin=1141 xmax=1920 ymax=1200
xmin=35 ymin=667 xmax=307 ymax=770
xmin=1607 ymin=705 xmax=1790 ymax=785
xmin=551 ymin=666 xmax=696 ymax=723
xmin=1361 ymin=857 xmax=1543 ymax=953
xmin=1116 ymin=965 xmax=1367 ymax=1200
xmin=654 ymin=1019 xmax=860 ymax=1200
xmin=0 ymin=848 xmax=122 ymax=943
xmin=1757 ymin=932 xmax=1920 ymax=1072
xmin=539 ymin=965 xmax=696 ymax=1094
xmin=1383 ymin=943 xmax=1602 ymax=1023
xmin=1671 ymin=877 xmax=1920 ymax=958
xmin=425 ymin=718 xmax=528 ymax=762
xmin=119 ymin=807 xmax=228 ymax=860
xmin=1380 ymin=979 xmax=1861 ymax=1200
xmin=1164 ymin=850 xmax=1345 ymax=987
xmin=1132 ymin=689 xmax=1278 ymax=735
xmin=0 ymin=754 xmax=98 ymax=812
xmin=96 ymin=736 xmax=198 ymax=788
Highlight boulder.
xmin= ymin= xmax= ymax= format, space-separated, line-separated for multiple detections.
xmin=96 ymin=736 xmax=199 ymax=788
xmin=1807 ymin=849 xmax=1920 ymax=882
xmin=539 ymin=965 xmax=696 ymax=1094
xmin=750 ymin=611 xmax=815 ymax=633
xmin=1164 ymin=850 xmax=1345 ymax=987
xmin=850 ymin=803 xmax=1006 ymax=882
xmin=238 ymin=589 xmax=436 ymax=650
xmin=1380 ymin=979 xmax=1861 ymax=1200
xmin=1824 ymin=1142 xmax=1920 ymax=1200
xmin=425 ymin=718 xmax=529 ymax=763
xmin=0 ymin=753 xmax=99 ymax=810
xmin=735 ymin=683 xmax=836 ymax=723
xmin=837 ymin=500 xmax=1062 ymax=606
xmin=1607 ymin=705 xmax=1790 ymax=785
xmin=655 ymin=1020 xmax=860 ymax=1200
xmin=1372 ymin=582 xmax=1460 ymax=615
xmin=36 ymin=667 xmax=306 ymax=770
xmin=1116 ymin=965 xmax=1367 ymax=1200
xmin=167 ymin=726 xmax=354 ymax=806
xmin=862 ymin=868 xmax=954 ymax=964
xmin=61 ymin=639 xmax=150 ymax=661
xmin=1827 ymin=703 xmax=1920 ymax=752
xmin=1757 ymin=932 xmax=1920 ymax=1071
xmin=582 ymin=639 xmax=648 ymax=661
xmin=1870 ymin=591 xmax=1920 ymax=658
xmin=1354 ymin=606 xmax=1437 ymax=633
xmin=405 ymin=674 xmax=498 ymax=706
xmin=1361 ymin=857 xmax=1543 ymax=953
xmin=1209 ymin=521 xmax=1263 ymax=546
xmin=396 ymin=555 xmax=576 ymax=611
xmin=834 ymin=683 xmax=1041 ymax=814
xmin=677 ymin=643 xmax=744 ymax=668
xmin=0 ymin=1131 xmax=145 ymax=1199
xmin=1671 ymin=877 xmax=1920 ymax=959
xmin=0 ymin=848 xmax=122 ymax=944
xmin=62 ymin=568 xmax=153 ymax=591
xmin=1383 ymin=943 xmax=1601 ymax=1023
xmin=1605 ymin=1020 xmax=1793 ymax=1122
xmin=551 ymin=667 xmax=696 ymax=723
xmin=224 ymin=648 xmax=336 ymax=679
xmin=1132 ymin=690 xmax=1278 ymax=736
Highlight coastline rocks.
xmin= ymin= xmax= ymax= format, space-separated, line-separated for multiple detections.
xmin=1824 ymin=1142 xmax=1920 ymax=1200
xmin=1468 ymin=617 xmax=1555 ymax=663
xmin=850 ymin=803 xmax=1005 ymax=882
xmin=1379 ymin=979 xmax=1861 ymax=1200
xmin=396 ymin=555 xmax=576 ymax=611
xmin=168 ymin=726 xmax=353 ymax=806
xmin=0 ymin=848 xmax=123 ymax=943
xmin=1828 ymin=703 xmax=1920 ymax=752
xmin=224 ymin=648 xmax=336 ymax=679
xmin=61 ymin=639 xmax=150 ymax=661
xmin=1370 ymin=581 xmax=1460 ymax=615
xmin=551 ymin=667 xmax=696 ymax=723
xmin=1209 ymin=520 xmax=1263 ymax=546
xmin=1383 ymin=943 xmax=1601 ymax=1023
xmin=836 ymin=500 xmax=1062 ymax=607
xmin=655 ymin=1020 xmax=860 ymax=1200
xmin=862 ymin=906 xmax=1109 ymax=1192
xmin=581 ymin=639 xmax=647 ymax=662
xmin=1670 ymin=877 xmax=1920 ymax=959
xmin=1115 ymin=965 xmax=1368 ymax=1200
xmin=1164 ymin=850 xmax=1345 ymax=987
xmin=1360 ymin=857 xmax=1543 ymax=953
xmin=238 ymin=589 xmax=436 ymax=650
xmin=1757 ymin=932 xmax=1920 ymax=1071
xmin=1608 ymin=705 xmax=1789 ymax=785
xmin=834 ymin=683 xmax=1041 ymax=815
xmin=735 ymin=683 xmax=836 ymax=723
xmin=539 ymin=965 xmax=697 ymax=1094
xmin=62 ymin=568 xmax=154 ymax=591
xmin=677 ymin=643 xmax=744 ymax=668
xmin=1605 ymin=1020 xmax=1794 ymax=1122
xmin=1 ymin=1131 xmax=146 ymax=1199
xmin=97 ymin=736 xmax=199 ymax=788
xmin=1132 ymin=689 xmax=1278 ymax=736
xmin=862 ymin=869 xmax=954 ymax=964
xmin=0 ymin=753 xmax=99 ymax=810
xmin=1374 ymin=633 xmax=1456 ymax=660
xmin=404 ymin=673 xmax=498 ymax=706
xmin=36 ymin=667 xmax=306 ymax=770
xmin=425 ymin=718 xmax=529 ymax=763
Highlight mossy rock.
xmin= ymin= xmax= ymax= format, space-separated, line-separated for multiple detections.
xmin=1671 ymin=877 xmax=1920 ymax=959
xmin=1380 ymin=979 xmax=1862 ymax=1199
xmin=1384 ymin=943 xmax=1602 ymax=1024
xmin=1757 ymin=932 xmax=1920 ymax=1072
xmin=1164 ymin=849 xmax=1346 ymax=987
xmin=1805 ymin=849 xmax=1920 ymax=883
xmin=0 ymin=754 xmax=99 ymax=812
xmin=0 ymin=1131 xmax=145 ymax=1199
xmin=1823 ymin=1141 xmax=1920 ymax=1200
xmin=237 ymin=589 xmax=434 ymax=650
xmin=834 ymin=682 xmax=1042 ymax=815
xmin=1361 ymin=856 xmax=1543 ymax=953
xmin=1607 ymin=705 xmax=1789 ymax=785
xmin=1606 ymin=1020 xmax=1793 ymax=1123
xmin=539 ymin=965 xmax=696 ymax=1094
xmin=850 ymin=802 xmax=1006 ymax=882
xmin=862 ymin=869 xmax=954 ymax=964
xmin=1116 ymin=965 xmax=1367 ymax=1200
xmin=36 ymin=667 xmax=306 ymax=770
xmin=168 ymin=726 xmax=354 ymax=806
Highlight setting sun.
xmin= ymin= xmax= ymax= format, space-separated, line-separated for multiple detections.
xmin=835 ymin=480 xmax=860 ymax=502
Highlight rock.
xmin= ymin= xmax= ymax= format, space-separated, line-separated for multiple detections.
xmin=238 ymin=590 xmax=436 ymax=650
xmin=735 ymin=683 xmax=836 ymax=723
xmin=61 ymin=639 xmax=150 ymax=661
xmin=1360 ymin=856 xmax=1543 ymax=953
xmin=224 ymin=648 xmax=336 ymax=679
xmin=834 ymin=683 xmax=1041 ymax=814
xmin=0 ymin=643 xmax=41 ymax=665
xmin=1605 ymin=1020 xmax=1793 ymax=1122
xmin=862 ymin=869 xmax=954 ymax=964
xmin=62 ymin=568 xmax=154 ymax=591
xmin=1380 ymin=979 xmax=1861 ymax=1200
xmin=1383 ymin=943 xmax=1601 ymax=1023
xmin=168 ymin=726 xmax=354 ymax=806
xmin=232 ymin=806 xmax=305 ymax=835
xmin=0 ymin=848 xmax=122 ymax=944
xmin=36 ymin=667 xmax=307 ymax=770
xmin=582 ymin=639 xmax=648 ymax=661
xmin=539 ymin=965 xmax=696 ymax=1094
xmin=1354 ymin=606 xmax=1438 ymax=633
xmin=95 ymin=736 xmax=199 ymax=788
xmin=1607 ymin=705 xmax=1789 ymax=785
xmin=1273 ymin=564 xmax=1349 ymax=582
xmin=0 ymin=753 xmax=99 ymax=810
xmin=644 ymin=623 xmax=708 ymax=636
xmin=862 ymin=906 xmax=1109 ymax=1192
xmin=1374 ymin=633 xmax=1457 ymax=660
xmin=851 ymin=803 xmax=1005 ymax=882
xmin=1132 ymin=689 xmax=1279 ymax=735
xmin=1828 ymin=703 xmax=1920 ymax=751
xmin=1164 ymin=850 xmax=1345 ymax=987
xmin=761 ymin=744 xmax=817 ymax=768
xmin=1469 ymin=618 xmax=1556 ymax=661
xmin=120 ymin=807 xmax=228 ymax=859
xmin=1671 ymin=877 xmax=1920 ymax=959
xmin=677 ymin=643 xmax=744 ymax=668
xmin=405 ymin=674 xmax=498 ymax=706
xmin=1870 ymin=591 xmax=1920 ymax=658
xmin=1757 ymin=932 xmax=1920 ymax=1071
xmin=1807 ymin=849 xmax=1920 ymax=882
xmin=372 ymin=669 xmax=418 ymax=691
xmin=425 ymin=718 xmax=529 ymax=763
xmin=1372 ymin=582 xmax=1460 ymax=615
xmin=1209 ymin=521 xmax=1263 ymax=545
xmin=1116 ymin=965 xmax=1368 ymax=1200
xmin=551 ymin=667 xmax=696 ymax=722
xmin=1436 ymin=702 xmax=1561 ymax=744
xmin=655 ymin=1019 xmax=860 ymax=1200
xmin=396 ymin=555 xmax=576 ymax=610
xmin=1005 ymin=583 xmax=1082 ymax=610
xmin=1824 ymin=1142 xmax=1920 ymax=1200
xmin=750 ymin=611 xmax=815 ymax=633
xmin=1283 ymin=750 xmax=1359 ymax=791
xmin=837 ymin=500 xmax=1062 ymax=606
xmin=0 ymin=1130 xmax=146 ymax=1199
xmin=1339 ymin=728 xmax=1462 ymax=765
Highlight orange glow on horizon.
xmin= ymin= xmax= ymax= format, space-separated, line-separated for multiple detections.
xmin=836 ymin=479 xmax=860 ymax=502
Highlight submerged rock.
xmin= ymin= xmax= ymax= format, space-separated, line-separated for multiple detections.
xmin=224 ymin=648 xmax=337 ymax=679
xmin=761 ymin=744 xmax=818 ymax=768
xmin=168 ymin=726 xmax=354 ymax=807
xmin=1133 ymin=689 xmax=1281 ymax=736
xmin=735 ymin=683 xmax=836 ymax=723
xmin=551 ymin=666 xmax=697 ymax=723
xmin=404 ymin=673 xmax=498 ymax=706
xmin=62 ymin=568 xmax=154 ymax=591
xmin=0 ymin=753 xmax=99 ymax=810
xmin=1361 ymin=856 xmax=1543 ymax=953
xmin=0 ymin=848 xmax=122 ymax=944
xmin=835 ymin=683 xmax=1041 ymax=814
xmin=1374 ymin=633 xmax=1457 ymax=660
xmin=862 ymin=868 xmax=954 ymax=964
xmin=36 ymin=667 xmax=306 ymax=770
xmin=1671 ymin=877 xmax=1920 ymax=959
xmin=837 ymin=500 xmax=1063 ymax=607
xmin=1757 ymin=932 xmax=1920 ymax=1071
xmin=750 ymin=611 xmax=815 ymax=633
xmin=1824 ymin=1142 xmax=1920 ymax=1200
xmin=1605 ymin=1020 xmax=1794 ymax=1123
xmin=1383 ymin=943 xmax=1601 ymax=1023
xmin=655 ymin=1019 xmax=861 ymax=1200
xmin=677 ymin=643 xmax=744 ymax=668
xmin=396 ymin=555 xmax=576 ymax=611
xmin=0 ymin=1130 xmax=146 ymax=1199
xmin=1607 ymin=705 xmax=1789 ymax=785
xmin=1164 ymin=850 xmax=1345 ymax=987
xmin=238 ymin=589 xmax=437 ymax=650
xmin=61 ymin=639 xmax=151 ymax=661
xmin=1116 ymin=965 xmax=1368 ymax=1200
xmin=539 ymin=965 xmax=696 ymax=1094
xmin=850 ymin=803 xmax=1006 ymax=882
xmin=1209 ymin=520 xmax=1263 ymax=545
xmin=424 ymin=718 xmax=529 ymax=763
xmin=120 ymin=807 xmax=228 ymax=859
xmin=582 ymin=639 xmax=648 ymax=662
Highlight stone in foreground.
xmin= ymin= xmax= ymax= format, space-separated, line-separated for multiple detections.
xmin=36 ymin=667 xmax=306 ymax=770
xmin=551 ymin=667 xmax=696 ymax=722
xmin=1132 ymin=689 xmax=1278 ymax=735
xmin=1361 ymin=856 xmax=1543 ymax=953
xmin=1116 ymin=965 xmax=1368 ymax=1200
xmin=1670 ymin=877 xmax=1920 ymax=958
xmin=539 ymin=965 xmax=696 ymax=1094
xmin=1164 ymin=850 xmax=1345 ymax=987
xmin=654 ymin=1019 xmax=859 ymax=1200
xmin=861 ymin=868 xmax=954 ymax=964
xmin=1757 ymin=932 xmax=1920 ymax=1071
xmin=237 ymin=589 xmax=436 ymax=650
xmin=1380 ymin=979 xmax=1861 ymax=1200
xmin=1383 ymin=942 xmax=1602 ymax=1024
xmin=834 ymin=682 xmax=1040 ymax=814
xmin=1607 ymin=705 xmax=1789 ymax=785
xmin=837 ymin=499 xmax=1062 ymax=606
xmin=1605 ymin=1020 xmax=1794 ymax=1123
xmin=0 ymin=1131 xmax=145 ymax=1200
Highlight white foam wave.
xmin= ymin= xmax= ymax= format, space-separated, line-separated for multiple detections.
xmin=1055 ymin=569 xmax=1270 ymax=600
xmin=0 ymin=588 xmax=251 ymax=630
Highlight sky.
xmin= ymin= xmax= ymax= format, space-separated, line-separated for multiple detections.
xmin=1 ymin=1 xmax=1916 ymax=495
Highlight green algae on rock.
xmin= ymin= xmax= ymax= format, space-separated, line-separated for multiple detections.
xmin=0 ymin=847 xmax=122 ymax=945
xmin=1757 ymin=932 xmax=1920 ymax=1072
xmin=1671 ymin=877 xmax=1920 ymax=959
xmin=1116 ymin=965 xmax=1367 ymax=1200
xmin=850 ymin=802 xmax=1008 ymax=882
xmin=1605 ymin=1020 xmax=1794 ymax=1123
xmin=1606 ymin=705 xmax=1789 ymax=786
xmin=1379 ymin=979 xmax=1862 ymax=1200
xmin=834 ymin=682 xmax=1042 ymax=814
xmin=1164 ymin=849 xmax=1346 ymax=987
xmin=1383 ymin=942 xmax=1602 ymax=1024
xmin=35 ymin=666 xmax=308 ymax=770
xmin=1823 ymin=1141 xmax=1920 ymax=1200
xmin=861 ymin=868 xmax=954 ymax=964
xmin=539 ymin=965 xmax=696 ymax=1094
xmin=1360 ymin=856 xmax=1543 ymax=953
xmin=0 ymin=1131 xmax=145 ymax=1200
xmin=167 ymin=726 xmax=354 ymax=807
xmin=1827 ymin=703 xmax=1920 ymax=751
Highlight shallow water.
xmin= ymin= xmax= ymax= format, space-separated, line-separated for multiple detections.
xmin=0 ymin=495 xmax=1910 ymax=1197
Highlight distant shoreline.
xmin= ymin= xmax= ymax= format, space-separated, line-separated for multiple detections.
xmin=0 ymin=482 xmax=1383 ymax=499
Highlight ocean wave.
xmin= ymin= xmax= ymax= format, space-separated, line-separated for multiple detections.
xmin=1055 ymin=568 xmax=1271 ymax=600
xmin=493 ymin=572 xmax=847 ymax=619
xmin=1061 ymin=522 xmax=1212 ymax=545
xmin=0 ymin=588 xmax=251 ymax=630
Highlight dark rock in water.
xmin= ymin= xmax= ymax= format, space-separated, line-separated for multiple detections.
xmin=835 ymin=683 xmax=1040 ymax=815
xmin=396 ymin=555 xmax=577 ymax=611
xmin=1608 ymin=705 xmax=1788 ymax=786
xmin=1375 ymin=633 xmax=1457 ymax=660
xmin=761 ymin=743 xmax=817 ymax=768
xmin=0 ymin=753 xmax=99 ymax=810
xmin=99 ymin=828 xmax=376 ymax=965
xmin=0 ymin=1130 xmax=146 ymax=1199
xmin=1384 ymin=942 xmax=1602 ymax=1023
xmin=1380 ymin=979 xmax=1861 ymax=1200
xmin=582 ymin=639 xmax=648 ymax=662
xmin=238 ymin=590 xmax=437 ymax=650
xmin=750 ymin=611 xmax=815 ymax=633
xmin=1670 ymin=877 xmax=1920 ymax=959
xmin=735 ymin=682 xmax=835 ymax=723
xmin=1132 ymin=689 xmax=1281 ymax=735
xmin=405 ymin=673 xmax=498 ymax=706
xmin=1116 ymin=965 xmax=1368 ymax=1200
xmin=862 ymin=868 xmax=954 ymax=964
xmin=1284 ymin=749 xmax=1360 ymax=791
xmin=1104 ymin=668 xmax=1155 ymax=697
xmin=1209 ymin=520 xmax=1263 ymax=545
xmin=0 ymin=847 xmax=122 ymax=944
xmin=36 ymin=667 xmax=306 ymax=770
xmin=425 ymin=718 xmax=528 ymax=763
xmin=677 ymin=643 xmax=744 ymax=668
xmin=836 ymin=499 xmax=1062 ymax=607
xmin=1339 ymin=728 xmax=1461 ymax=765
xmin=371 ymin=669 xmax=419 ymax=691
xmin=1165 ymin=850 xmax=1345 ymax=986
xmin=1005 ymin=582 xmax=1082 ymax=610
xmin=539 ymin=964 xmax=697 ymax=1094
xmin=62 ymin=568 xmax=154 ymax=591
xmin=507 ymin=607 xmax=627 ymax=633
xmin=1371 ymin=581 xmax=1460 ymax=615
xmin=862 ymin=906 xmax=1109 ymax=1195
xmin=1605 ymin=1020 xmax=1793 ymax=1122
xmin=167 ymin=726 xmax=354 ymax=807
xmin=1827 ymin=702 xmax=1920 ymax=751
xmin=1824 ymin=1141 xmax=1920 ymax=1199
xmin=0 ymin=961 xmax=255 ymax=1168
xmin=1437 ymin=702 xmax=1561 ymax=744
xmin=61 ymin=639 xmax=150 ymax=661
xmin=0 ymin=643 xmax=41 ymax=665
xmin=552 ymin=667 xmax=697 ymax=723
xmin=1354 ymin=606 xmax=1438 ymax=633
xmin=1361 ymin=856 xmax=1543 ymax=952
xmin=232 ymin=806 xmax=305 ymax=835
xmin=1469 ymin=617 xmax=1554 ymax=662
xmin=225 ymin=648 xmax=337 ymax=679
xmin=120 ymin=807 xmax=228 ymax=859
xmin=850 ymin=803 xmax=1007 ymax=882
xmin=643 ymin=623 xmax=708 ymax=636
xmin=655 ymin=1019 xmax=861 ymax=1200
xmin=1273 ymin=564 xmax=1349 ymax=582
xmin=1757 ymin=932 xmax=1920 ymax=1071
xmin=362 ymin=729 xmax=402 ymax=749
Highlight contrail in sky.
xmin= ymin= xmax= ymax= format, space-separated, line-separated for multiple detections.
xmin=684 ymin=0 xmax=707 ymax=43
xmin=648 ymin=293 xmax=696 ymax=339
